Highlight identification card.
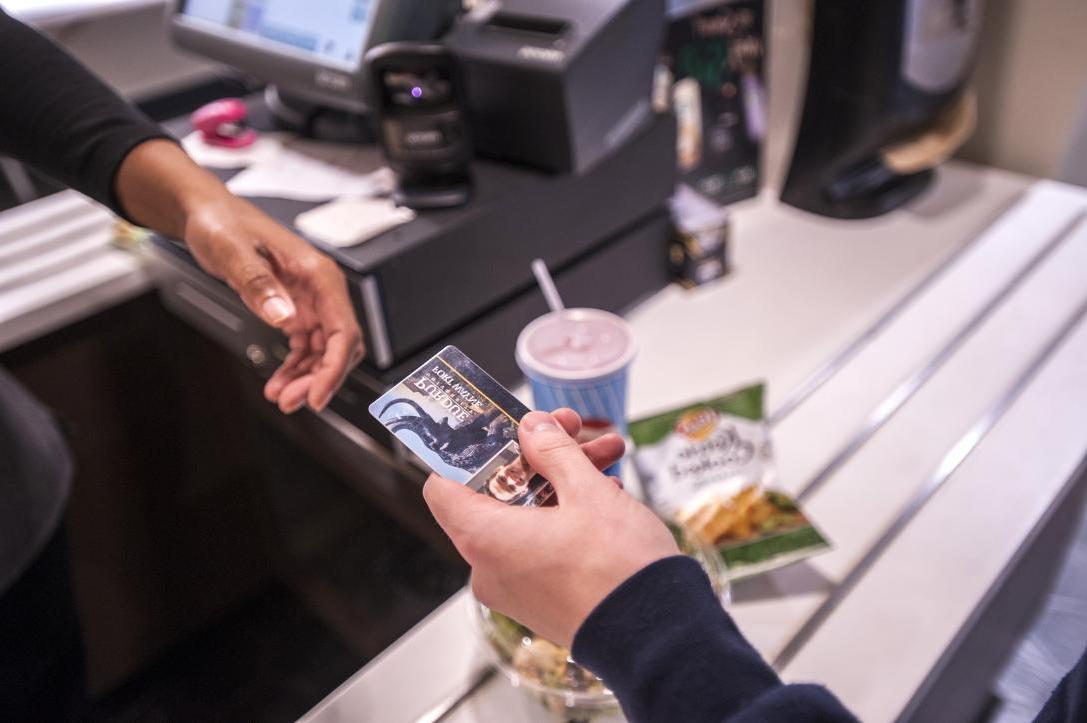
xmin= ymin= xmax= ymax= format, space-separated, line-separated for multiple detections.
xmin=369 ymin=346 xmax=553 ymax=506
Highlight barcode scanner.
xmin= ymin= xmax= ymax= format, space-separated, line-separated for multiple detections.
xmin=364 ymin=43 xmax=472 ymax=209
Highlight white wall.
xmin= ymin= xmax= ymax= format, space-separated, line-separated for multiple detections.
xmin=762 ymin=0 xmax=811 ymax=193
xmin=957 ymin=0 xmax=1087 ymax=182
xmin=1061 ymin=94 xmax=1087 ymax=186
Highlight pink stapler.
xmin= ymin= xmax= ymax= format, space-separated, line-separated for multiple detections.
xmin=191 ymin=98 xmax=257 ymax=148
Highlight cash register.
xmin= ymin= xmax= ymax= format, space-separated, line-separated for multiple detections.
xmin=153 ymin=0 xmax=674 ymax=436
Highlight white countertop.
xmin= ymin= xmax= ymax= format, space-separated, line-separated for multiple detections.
xmin=0 ymin=191 xmax=151 ymax=353
xmin=302 ymin=162 xmax=1087 ymax=723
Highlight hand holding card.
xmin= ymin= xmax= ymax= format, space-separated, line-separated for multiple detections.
xmin=422 ymin=411 xmax=679 ymax=649
xmin=369 ymin=346 xmax=556 ymax=506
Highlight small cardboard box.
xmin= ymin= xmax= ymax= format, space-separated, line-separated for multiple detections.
xmin=669 ymin=184 xmax=731 ymax=288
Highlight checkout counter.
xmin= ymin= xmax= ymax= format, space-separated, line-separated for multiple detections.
xmin=4 ymin=158 xmax=1087 ymax=723
xmin=2 ymin=1 xmax=1087 ymax=721
xmin=292 ymin=165 xmax=1087 ymax=722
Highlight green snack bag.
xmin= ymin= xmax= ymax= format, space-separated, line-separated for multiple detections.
xmin=629 ymin=384 xmax=830 ymax=581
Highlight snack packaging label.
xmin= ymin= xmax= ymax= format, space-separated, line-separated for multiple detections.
xmin=630 ymin=384 xmax=829 ymax=580
xmin=369 ymin=346 xmax=553 ymax=506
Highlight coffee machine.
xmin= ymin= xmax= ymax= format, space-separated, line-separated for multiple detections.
xmin=781 ymin=0 xmax=983 ymax=219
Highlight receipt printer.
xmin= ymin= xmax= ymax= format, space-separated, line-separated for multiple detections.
xmin=446 ymin=0 xmax=665 ymax=174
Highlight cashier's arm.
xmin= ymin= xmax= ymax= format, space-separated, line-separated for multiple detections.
xmin=116 ymin=140 xmax=365 ymax=413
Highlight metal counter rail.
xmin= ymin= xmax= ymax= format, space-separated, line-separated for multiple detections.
xmin=774 ymin=291 xmax=1087 ymax=669
xmin=796 ymin=210 xmax=1086 ymax=502
xmin=765 ymin=192 xmax=1024 ymax=428
xmin=747 ymin=182 xmax=1087 ymax=670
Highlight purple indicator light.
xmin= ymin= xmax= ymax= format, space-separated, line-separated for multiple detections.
xmin=411 ymin=87 xmax=423 ymax=99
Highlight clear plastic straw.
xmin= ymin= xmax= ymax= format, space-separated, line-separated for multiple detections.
xmin=531 ymin=258 xmax=565 ymax=313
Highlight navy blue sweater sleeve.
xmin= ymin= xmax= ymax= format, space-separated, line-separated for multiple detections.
xmin=1034 ymin=644 xmax=1087 ymax=723
xmin=572 ymin=556 xmax=858 ymax=723
xmin=0 ymin=8 xmax=169 ymax=218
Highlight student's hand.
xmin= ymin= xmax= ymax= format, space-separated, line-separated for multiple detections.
xmin=116 ymin=139 xmax=364 ymax=413
xmin=424 ymin=409 xmax=680 ymax=649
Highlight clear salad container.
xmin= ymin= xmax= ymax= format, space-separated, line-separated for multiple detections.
xmin=472 ymin=525 xmax=730 ymax=721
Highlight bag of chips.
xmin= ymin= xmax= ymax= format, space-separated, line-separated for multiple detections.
xmin=629 ymin=384 xmax=830 ymax=580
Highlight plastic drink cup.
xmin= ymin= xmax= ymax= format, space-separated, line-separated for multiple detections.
xmin=515 ymin=309 xmax=636 ymax=477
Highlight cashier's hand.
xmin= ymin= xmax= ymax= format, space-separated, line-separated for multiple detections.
xmin=115 ymin=139 xmax=364 ymax=413
xmin=183 ymin=194 xmax=365 ymax=412
xmin=423 ymin=409 xmax=679 ymax=649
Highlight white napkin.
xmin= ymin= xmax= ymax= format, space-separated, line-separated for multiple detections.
xmin=226 ymin=139 xmax=394 ymax=201
xmin=295 ymin=196 xmax=415 ymax=248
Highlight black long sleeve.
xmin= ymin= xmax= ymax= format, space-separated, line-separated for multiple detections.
xmin=571 ymin=556 xmax=860 ymax=723
xmin=1034 ymin=646 xmax=1087 ymax=723
xmin=0 ymin=8 xmax=168 ymax=217
xmin=0 ymin=7 xmax=170 ymax=596
xmin=573 ymin=556 xmax=1087 ymax=723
